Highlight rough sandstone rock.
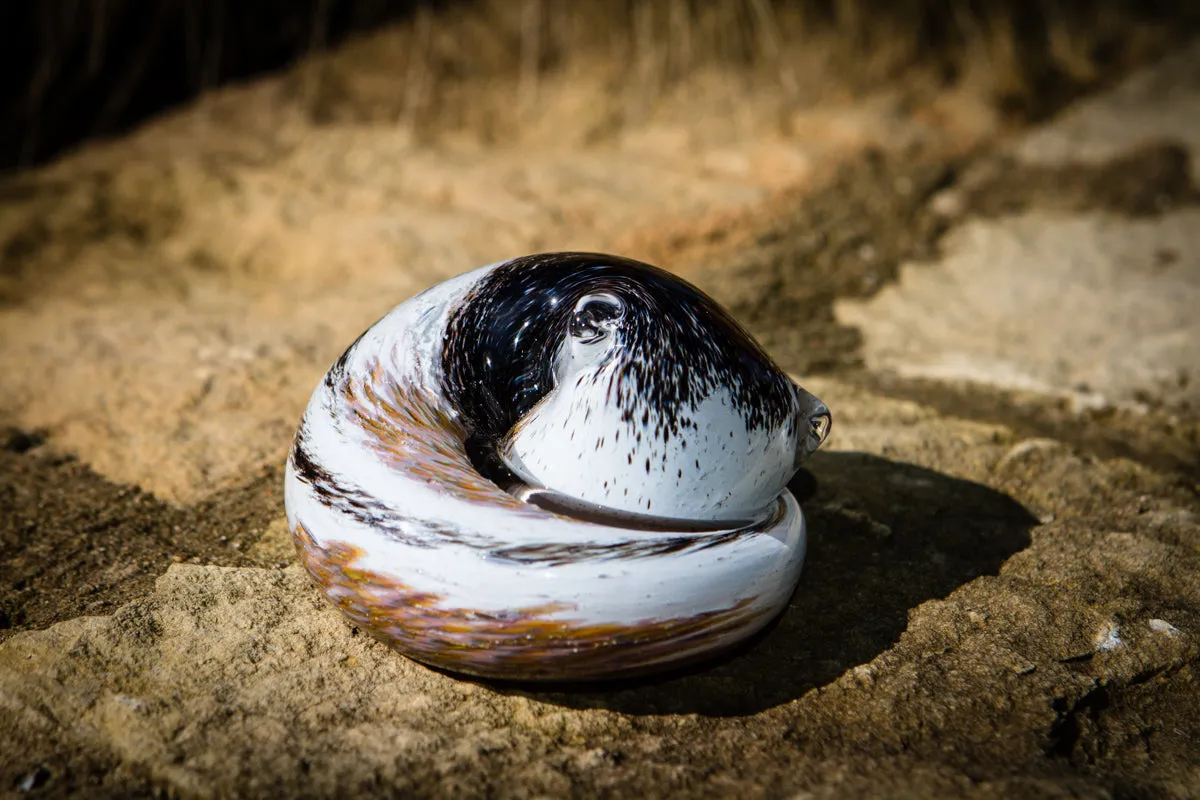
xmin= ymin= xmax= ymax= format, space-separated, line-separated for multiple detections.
xmin=835 ymin=39 xmax=1200 ymax=412
xmin=2 ymin=377 xmax=1198 ymax=798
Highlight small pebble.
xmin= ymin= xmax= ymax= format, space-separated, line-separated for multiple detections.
xmin=1148 ymin=618 xmax=1181 ymax=636
xmin=929 ymin=189 xmax=964 ymax=217
xmin=1095 ymin=623 xmax=1123 ymax=652
xmin=18 ymin=767 xmax=50 ymax=793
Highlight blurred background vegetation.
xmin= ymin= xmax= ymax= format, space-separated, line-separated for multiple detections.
xmin=2 ymin=0 xmax=1198 ymax=172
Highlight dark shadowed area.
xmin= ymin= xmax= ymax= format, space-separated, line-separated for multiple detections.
xmin=503 ymin=453 xmax=1038 ymax=716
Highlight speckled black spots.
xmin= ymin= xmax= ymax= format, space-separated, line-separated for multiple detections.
xmin=440 ymin=252 xmax=797 ymax=459
xmin=645 ymin=457 xmax=651 ymax=473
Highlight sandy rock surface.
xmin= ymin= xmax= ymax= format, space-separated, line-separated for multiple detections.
xmin=1 ymin=17 xmax=1198 ymax=800
xmin=4 ymin=378 xmax=1197 ymax=798
xmin=837 ymin=40 xmax=1200 ymax=412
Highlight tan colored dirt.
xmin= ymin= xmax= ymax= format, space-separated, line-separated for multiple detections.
xmin=0 ymin=60 xmax=940 ymax=507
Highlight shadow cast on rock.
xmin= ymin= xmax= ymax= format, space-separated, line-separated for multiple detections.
xmin=486 ymin=451 xmax=1037 ymax=717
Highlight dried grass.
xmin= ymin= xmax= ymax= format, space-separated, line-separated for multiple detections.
xmin=1 ymin=0 xmax=1196 ymax=171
